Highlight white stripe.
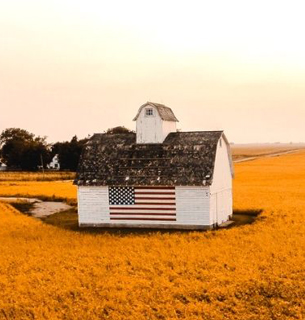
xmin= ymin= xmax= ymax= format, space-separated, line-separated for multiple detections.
xmin=135 ymin=194 xmax=175 ymax=199
xmin=135 ymin=199 xmax=176 ymax=204
xmin=110 ymin=210 xmax=176 ymax=214
xmin=110 ymin=204 xmax=176 ymax=208
xmin=135 ymin=189 xmax=175 ymax=193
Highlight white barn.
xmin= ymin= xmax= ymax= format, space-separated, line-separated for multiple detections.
xmin=0 ymin=160 xmax=7 ymax=171
xmin=74 ymin=102 xmax=234 ymax=229
xmin=47 ymin=154 xmax=60 ymax=170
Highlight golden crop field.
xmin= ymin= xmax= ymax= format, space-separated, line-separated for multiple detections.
xmin=231 ymin=143 xmax=305 ymax=161
xmin=0 ymin=171 xmax=75 ymax=182
xmin=0 ymin=180 xmax=76 ymax=204
xmin=1 ymin=151 xmax=305 ymax=319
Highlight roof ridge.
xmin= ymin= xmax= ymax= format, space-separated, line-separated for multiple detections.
xmin=76 ymin=131 xmax=227 ymax=186
xmin=133 ymin=102 xmax=179 ymax=122
xmin=172 ymin=130 xmax=224 ymax=133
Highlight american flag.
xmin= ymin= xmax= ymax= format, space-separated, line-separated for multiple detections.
xmin=108 ymin=186 xmax=176 ymax=221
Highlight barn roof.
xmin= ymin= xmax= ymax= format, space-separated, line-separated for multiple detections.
xmin=133 ymin=102 xmax=179 ymax=122
xmin=74 ymin=131 xmax=226 ymax=187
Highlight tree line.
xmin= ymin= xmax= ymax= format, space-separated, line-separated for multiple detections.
xmin=0 ymin=126 xmax=133 ymax=171
xmin=0 ymin=128 xmax=88 ymax=171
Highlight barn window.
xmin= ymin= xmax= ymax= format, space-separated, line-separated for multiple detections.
xmin=145 ymin=108 xmax=154 ymax=116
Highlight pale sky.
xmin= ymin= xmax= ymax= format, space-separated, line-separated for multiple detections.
xmin=1 ymin=0 xmax=305 ymax=143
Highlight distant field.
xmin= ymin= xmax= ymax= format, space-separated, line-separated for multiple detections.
xmin=0 ymin=171 xmax=77 ymax=205
xmin=231 ymin=143 xmax=305 ymax=161
xmin=1 ymin=150 xmax=305 ymax=319
xmin=0 ymin=180 xmax=76 ymax=204
xmin=0 ymin=171 xmax=75 ymax=181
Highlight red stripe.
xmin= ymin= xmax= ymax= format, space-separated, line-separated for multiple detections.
xmin=135 ymin=197 xmax=175 ymax=200
xmin=110 ymin=217 xmax=176 ymax=221
xmin=135 ymin=192 xmax=175 ymax=195
xmin=110 ymin=212 xmax=175 ymax=216
xmin=109 ymin=187 xmax=176 ymax=221
xmin=127 ymin=202 xmax=175 ymax=205
xmin=110 ymin=207 xmax=175 ymax=211
xmin=135 ymin=187 xmax=175 ymax=190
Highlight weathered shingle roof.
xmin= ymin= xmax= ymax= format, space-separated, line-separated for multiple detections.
xmin=74 ymin=131 xmax=225 ymax=187
xmin=133 ymin=102 xmax=179 ymax=122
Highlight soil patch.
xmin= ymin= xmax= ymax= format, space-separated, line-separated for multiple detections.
xmin=0 ymin=197 xmax=72 ymax=218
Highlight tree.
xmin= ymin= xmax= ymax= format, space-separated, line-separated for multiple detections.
xmin=52 ymin=136 xmax=88 ymax=171
xmin=106 ymin=126 xmax=134 ymax=134
xmin=0 ymin=128 xmax=50 ymax=171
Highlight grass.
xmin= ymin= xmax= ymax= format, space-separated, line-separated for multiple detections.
xmin=0 ymin=180 xmax=77 ymax=205
xmin=0 ymin=171 xmax=76 ymax=181
xmin=1 ymin=150 xmax=305 ymax=319
xmin=231 ymin=143 xmax=305 ymax=161
xmin=41 ymin=208 xmax=263 ymax=232
xmin=42 ymin=208 xmax=79 ymax=230
xmin=228 ymin=209 xmax=264 ymax=228
xmin=0 ymin=193 xmax=77 ymax=206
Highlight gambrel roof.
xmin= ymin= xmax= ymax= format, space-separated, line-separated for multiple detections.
xmin=133 ymin=102 xmax=179 ymax=122
xmin=74 ymin=131 xmax=231 ymax=187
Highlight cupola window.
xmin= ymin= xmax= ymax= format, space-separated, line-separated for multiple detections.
xmin=145 ymin=108 xmax=154 ymax=116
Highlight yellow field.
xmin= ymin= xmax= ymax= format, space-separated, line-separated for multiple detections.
xmin=0 ymin=171 xmax=76 ymax=182
xmin=0 ymin=180 xmax=76 ymax=203
xmin=231 ymin=143 xmax=305 ymax=161
xmin=1 ymin=151 xmax=305 ymax=319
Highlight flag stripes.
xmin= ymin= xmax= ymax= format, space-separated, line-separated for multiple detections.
xmin=110 ymin=217 xmax=176 ymax=221
xmin=109 ymin=186 xmax=176 ymax=221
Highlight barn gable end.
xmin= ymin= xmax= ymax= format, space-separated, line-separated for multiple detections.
xmin=210 ymin=134 xmax=233 ymax=225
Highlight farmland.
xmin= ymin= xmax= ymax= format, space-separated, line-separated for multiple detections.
xmin=0 ymin=171 xmax=75 ymax=182
xmin=0 ymin=172 xmax=76 ymax=205
xmin=1 ymin=151 xmax=305 ymax=319
xmin=231 ymin=142 xmax=305 ymax=161
xmin=0 ymin=180 xmax=76 ymax=204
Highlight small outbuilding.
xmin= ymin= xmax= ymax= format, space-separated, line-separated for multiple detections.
xmin=0 ymin=160 xmax=7 ymax=171
xmin=47 ymin=154 xmax=60 ymax=170
xmin=74 ymin=102 xmax=234 ymax=229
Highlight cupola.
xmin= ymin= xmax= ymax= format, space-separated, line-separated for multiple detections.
xmin=133 ymin=102 xmax=179 ymax=143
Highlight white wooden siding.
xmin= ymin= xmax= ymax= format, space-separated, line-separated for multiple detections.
xmin=136 ymin=106 xmax=176 ymax=143
xmin=176 ymin=187 xmax=210 ymax=225
xmin=78 ymin=186 xmax=213 ymax=227
xmin=210 ymin=135 xmax=233 ymax=225
xmin=210 ymin=189 xmax=232 ymax=225
xmin=78 ymin=186 xmax=109 ymax=225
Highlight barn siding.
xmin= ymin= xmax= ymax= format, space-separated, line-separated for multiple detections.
xmin=176 ymin=187 xmax=210 ymax=225
xmin=210 ymin=190 xmax=232 ymax=225
xmin=78 ymin=186 xmax=109 ymax=225
xmin=210 ymin=136 xmax=233 ymax=225
xmin=136 ymin=106 xmax=176 ymax=143
xmin=78 ymin=186 xmax=213 ymax=228
xmin=136 ymin=107 xmax=163 ymax=143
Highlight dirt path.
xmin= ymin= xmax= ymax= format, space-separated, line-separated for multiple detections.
xmin=31 ymin=201 xmax=72 ymax=218
xmin=0 ymin=197 xmax=72 ymax=218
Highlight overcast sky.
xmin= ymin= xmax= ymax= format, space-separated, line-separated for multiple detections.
xmin=1 ymin=0 xmax=304 ymax=143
